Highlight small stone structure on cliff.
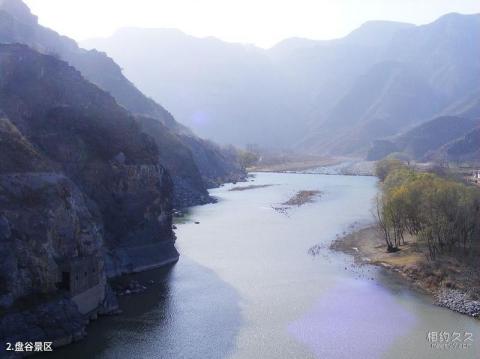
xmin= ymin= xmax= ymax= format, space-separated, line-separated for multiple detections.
xmin=57 ymin=257 xmax=100 ymax=295
xmin=56 ymin=257 xmax=106 ymax=316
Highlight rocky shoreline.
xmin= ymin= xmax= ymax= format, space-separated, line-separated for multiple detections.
xmin=331 ymin=225 xmax=480 ymax=319
xmin=0 ymin=171 xmax=248 ymax=357
xmin=436 ymin=289 xmax=480 ymax=318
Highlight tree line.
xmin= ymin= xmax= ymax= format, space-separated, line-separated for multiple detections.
xmin=375 ymin=159 xmax=480 ymax=261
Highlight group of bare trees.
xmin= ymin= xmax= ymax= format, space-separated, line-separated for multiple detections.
xmin=375 ymin=160 xmax=480 ymax=260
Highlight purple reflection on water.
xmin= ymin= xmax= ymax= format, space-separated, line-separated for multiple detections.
xmin=288 ymin=279 xmax=417 ymax=359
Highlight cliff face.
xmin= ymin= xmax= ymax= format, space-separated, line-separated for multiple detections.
xmin=0 ymin=44 xmax=178 ymax=346
xmin=0 ymin=44 xmax=175 ymax=257
xmin=0 ymin=0 xmax=245 ymax=207
xmin=0 ymin=138 xmax=106 ymax=344
xmin=136 ymin=116 xmax=211 ymax=207
xmin=0 ymin=115 xmax=53 ymax=172
xmin=0 ymin=173 xmax=105 ymax=305
xmin=179 ymin=135 xmax=246 ymax=187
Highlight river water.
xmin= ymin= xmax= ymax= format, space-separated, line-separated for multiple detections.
xmin=50 ymin=172 xmax=480 ymax=359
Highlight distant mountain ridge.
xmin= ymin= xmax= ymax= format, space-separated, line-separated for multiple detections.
xmin=85 ymin=27 xmax=300 ymax=147
xmin=297 ymin=13 xmax=480 ymax=155
xmin=84 ymin=13 xmax=480 ymax=159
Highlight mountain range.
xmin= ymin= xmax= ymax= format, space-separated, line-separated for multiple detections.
xmin=84 ymin=13 xmax=480 ymax=161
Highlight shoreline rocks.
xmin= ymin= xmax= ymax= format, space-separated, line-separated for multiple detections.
xmin=436 ymin=289 xmax=480 ymax=318
xmin=115 ymin=280 xmax=147 ymax=297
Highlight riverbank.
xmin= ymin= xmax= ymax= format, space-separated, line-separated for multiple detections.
xmin=331 ymin=226 xmax=480 ymax=318
xmin=248 ymin=156 xmax=340 ymax=172
xmin=252 ymin=159 xmax=376 ymax=177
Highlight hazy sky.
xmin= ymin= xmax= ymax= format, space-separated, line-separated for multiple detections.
xmin=24 ymin=0 xmax=480 ymax=48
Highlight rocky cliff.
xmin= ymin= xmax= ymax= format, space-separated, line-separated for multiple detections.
xmin=0 ymin=44 xmax=178 ymax=348
xmin=0 ymin=0 xmax=245 ymax=207
xmin=0 ymin=1 xmax=245 ymax=350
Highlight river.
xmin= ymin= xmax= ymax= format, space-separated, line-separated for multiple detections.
xmin=49 ymin=172 xmax=480 ymax=359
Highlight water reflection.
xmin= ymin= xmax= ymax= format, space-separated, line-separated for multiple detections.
xmin=288 ymin=279 xmax=417 ymax=359
xmin=47 ymin=257 xmax=243 ymax=359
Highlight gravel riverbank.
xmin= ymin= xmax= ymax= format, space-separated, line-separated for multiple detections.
xmin=331 ymin=226 xmax=480 ymax=319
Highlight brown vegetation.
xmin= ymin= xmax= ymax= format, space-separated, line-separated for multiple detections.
xmin=374 ymin=159 xmax=480 ymax=260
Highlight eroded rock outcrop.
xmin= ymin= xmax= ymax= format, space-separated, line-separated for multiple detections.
xmin=0 ymin=44 xmax=177 ymax=348
xmin=0 ymin=173 xmax=104 ymax=306
xmin=0 ymin=44 xmax=177 ymax=263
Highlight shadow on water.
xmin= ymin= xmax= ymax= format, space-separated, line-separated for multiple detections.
xmin=42 ymin=257 xmax=243 ymax=359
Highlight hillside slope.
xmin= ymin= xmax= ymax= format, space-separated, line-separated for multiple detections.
xmin=84 ymin=13 xmax=480 ymax=158
xmin=0 ymin=0 xmax=245 ymax=206
xmin=301 ymin=13 xmax=480 ymax=155
xmin=367 ymin=116 xmax=480 ymax=160
xmin=432 ymin=127 xmax=480 ymax=164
